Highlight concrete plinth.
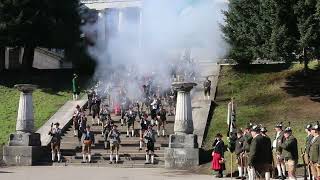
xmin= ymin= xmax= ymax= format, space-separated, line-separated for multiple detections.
xmin=168 ymin=134 xmax=198 ymax=148
xmin=165 ymin=81 xmax=199 ymax=169
xmin=3 ymin=146 xmax=43 ymax=166
xmin=164 ymin=148 xmax=199 ymax=168
xmin=8 ymin=133 xmax=41 ymax=146
xmin=3 ymin=84 xmax=41 ymax=166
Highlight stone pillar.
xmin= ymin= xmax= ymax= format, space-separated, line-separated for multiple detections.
xmin=3 ymin=84 xmax=42 ymax=166
xmin=164 ymin=82 xmax=199 ymax=169
xmin=15 ymin=84 xmax=36 ymax=133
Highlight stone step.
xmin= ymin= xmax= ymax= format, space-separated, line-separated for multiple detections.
xmin=64 ymin=156 xmax=164 ymax=164
xmin=75 ymin=152 xmax=164 ymax=157
xmin=51 ymin=161 xmax=164 ymax=168
xmin=60 ymin=142 xmax=167 ymax=149
xmin=71 ymin=154 xmax=164 ymax=161
xmin=60 ymin=145 xmax=165 ymax=152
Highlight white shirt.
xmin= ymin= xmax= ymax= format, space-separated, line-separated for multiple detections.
xmin=272 ymin=131 xmax=280 ymax=148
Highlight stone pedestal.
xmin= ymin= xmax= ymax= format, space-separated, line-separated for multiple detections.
xmin=3 ymin=84 xmax=42 ymax=166
xmin=165 ymin=82 xmax=199 ymax=169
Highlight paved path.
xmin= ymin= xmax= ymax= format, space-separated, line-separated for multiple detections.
xmin=36 ymin=99 xmax=87 ymax=146
xmin=0 ymin=166 xmax=212 ymax=180
xmin=192 ymin=62 xmax=220 ymax=147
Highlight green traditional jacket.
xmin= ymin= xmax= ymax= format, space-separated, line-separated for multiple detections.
xmin=309 ymin=135 xmax=320 ymax=163
xmin=72 ymin=77 xmax=80 ymax=93
xmin=249 ymin=134 xmax=272 ymax=166
xmin=279 ymin=135 xmax=298 ymax=161
xmin=243 ymin=133 xmax=252 ymax=153
xmin=274 ymin=131 xmax=285 ymax=153
xmin=305 ymin=134 xmax=313 ymax=155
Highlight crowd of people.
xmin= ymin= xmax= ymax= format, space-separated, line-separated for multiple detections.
xmin=49 ymin=74 xmax=179 ymax=164
xmin=212 ymin=122 xmax=320 ymax=180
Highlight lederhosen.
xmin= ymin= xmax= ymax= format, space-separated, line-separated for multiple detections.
xmin=78 ymin=116 xmax=87 ymax=141
xmin=100 ymin=109 xmax=110 ymax=123
xmin=144 ymin=130 xmax=155 ymax=152
xmin=126 ymin=111 xmax=136 ymax=128
xmin=82 ymin=131 xmax=94 ymax=153
xmin=150 ymin=100 xmax=158 ymax=120
xmin=91 ymin=97 xmax=99 ymax=119
xmin=73 ymin=110 xmax=80 ymax=130
xmin=157 ymin=109 xmax=166 ymax=125
xmin=103 ymin=120 xmax=113 ymax=141
xmin=49 ymin=128 xmax=62 ymax=151
xmin=108 ymin=130 xmax=120 ymax=151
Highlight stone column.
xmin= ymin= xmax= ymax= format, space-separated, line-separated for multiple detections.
xmin=165 ymin=81 xmax=199 ymax=169
xmin=174 ymin=83 xmax=194 ymax=134
xmin=15 ymin=84 xmax=37 ymax=133
xmin=3 ymin=84 xmax=42 ymax=166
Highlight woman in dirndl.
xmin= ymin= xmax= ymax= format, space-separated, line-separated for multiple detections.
xmin=212 ymin=133 xmax=226 ymax=178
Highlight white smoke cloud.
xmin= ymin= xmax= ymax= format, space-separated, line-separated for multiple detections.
xmin=81 ymin=0 xmax=228 ymax=100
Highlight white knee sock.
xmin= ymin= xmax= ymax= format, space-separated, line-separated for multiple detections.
xmin=281 ymin=163 xmax=286 ymax=176
xmin=139 ymin=141 xmax=143 ymax=149
xmin=145 ymin=154 xmax=149 ymax=163
xmin=74 ymin=130 xmax=77 ymax=136
xmin=157 ymin=130 xmax=160 ymax=136
xmin=131 ymin=130 xmax=134 ymax=137
xmin=127 ymin=130 xmax=129 ymax=136
xmin=97 ymin=118 xmax=100 ymax=125
xmin=110 ymin=154 xmax=113 ymax=162
xmin=277 ymin=164 xmax=282 ymax=176
xmin=265 ymin=172 xmax=271 ymax=180
xmin=88 ymin=154 xmax=91 ymax=162
xmin=238 ymin=166 xmax=243 ymax=177
xmin=162 ymin=129 xmax=165 ymax=136
xmin=51 ymin=152 xmax=55 ymax=161
xmin=82 ymin=154 xmax=86 ymax=162
xmin=243 ymin=167 xmax=247 ymax=176
xmin=57 ymin=153 xmax=61 ymax=162
xmin=116 ymin=155 xmax=119 ymax=163
xmin=151 ymin=155 xmax=154 ymax=164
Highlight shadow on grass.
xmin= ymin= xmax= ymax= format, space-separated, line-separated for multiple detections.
xmin=282 ymin=64 xmax=320 ymax=103
xmin=232 ymin=63 xmax=292 ymax=74
xmin=0 ymin=69 xmax=93 ymax=95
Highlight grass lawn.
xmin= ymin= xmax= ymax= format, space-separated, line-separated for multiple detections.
xmin=0 ymin=70 xmax=91 ymax=148
xmin=0 ymin=86 xmax=71 ymax=146
xmin=201 ymin=61 xmax=320 ymax=175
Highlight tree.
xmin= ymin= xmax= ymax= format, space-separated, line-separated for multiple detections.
xmin=294 ymin=0 xmax=320 ymax=76
xmin=223 ymin=0 xmax=261 ymax=65
xmin=268 ymin=0 xmax=299 ymax=63
xmin=0 ymin=0 xmax=81 ymax=70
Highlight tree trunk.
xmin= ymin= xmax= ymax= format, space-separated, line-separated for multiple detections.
xmin=21 ymin=45 xmax=35 ymax=71
xmin=0 ymin=47 xmax=5 ymax=72
xmin=303 ymin=48 xmax=309 ymax=77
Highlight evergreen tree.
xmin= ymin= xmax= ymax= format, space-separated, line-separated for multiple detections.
xmin=223 ymin=0 xmax=261 ymax=65
xmin=294 ymin=0 xmax=320 ymax=76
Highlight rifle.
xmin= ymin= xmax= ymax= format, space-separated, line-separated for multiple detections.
xmin=301 ymin=148 xmax=307 ymax=180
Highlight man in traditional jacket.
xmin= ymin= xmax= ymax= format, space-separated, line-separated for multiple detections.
xmin=273 ymin=122 xmax=286 ymax=179
xmin=72 ymin=73 xmax=80 ymax=100
xmin=249 ymin=125 xmax=272 ymax=180
xmin=49 ymin=122 xmax=62 ymax=162
xmin=235 ymin=129 xmax=246 ymax=179
xmin=280 ymin=127 xmax=298 ymax=180
xmin=308 ymin=124 xmax=320 ymax=180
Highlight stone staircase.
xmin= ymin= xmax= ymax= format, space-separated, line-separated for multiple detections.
xmin=54 ymin=108 xmax=174 ymax=168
